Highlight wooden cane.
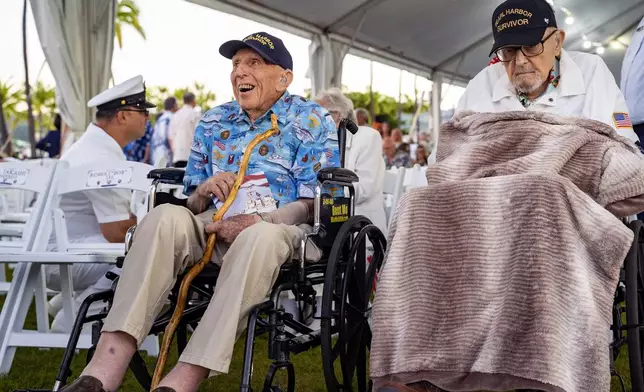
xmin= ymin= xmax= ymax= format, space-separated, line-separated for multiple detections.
xmin=150 ymin=114 xmax=280 ymax=388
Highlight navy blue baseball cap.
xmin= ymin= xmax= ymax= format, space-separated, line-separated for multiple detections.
xmin=490 ymin=0 xmax=557 ymax=56
xmin=219 ymin=32 xmax=294 ymax=71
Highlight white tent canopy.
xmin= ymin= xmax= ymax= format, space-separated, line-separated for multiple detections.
xmin=187 ymin=0 xmax=644 ymax=90
xmin=28 ymin=0 xmax=644 ymax=138
xmin=30 ymin=0 xmax=116 ymax=136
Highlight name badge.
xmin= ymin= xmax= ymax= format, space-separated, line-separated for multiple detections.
xmin=214 ymin=171 xmax=277 ymax=220
xmin=0 ymin=168 xmax=29 ymax=186
xmin=86 ymin=168 xmax=133 ymax=188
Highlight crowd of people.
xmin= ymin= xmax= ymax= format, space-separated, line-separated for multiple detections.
xmin=355 ymin=110 xmax=432 ymax=169
xmin=123 ymin=92 xmax=202 ymax=167
xmin=119 ymin=97 xmax=432 ymax=173
xmin=7 ymin=0 xmax=644 ymax=391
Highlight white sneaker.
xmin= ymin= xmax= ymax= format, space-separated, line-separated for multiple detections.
xmin=47 ymin=293 xmax=64 ymax=318
xmin=51 ymin=299 xmax=108 ymax=333
xmin=50 ymin=285 xmax=110 ymax=333
xmin=75 ymin=284 xmax=109 ymax=305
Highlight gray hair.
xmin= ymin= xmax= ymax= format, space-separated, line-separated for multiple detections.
xmin=315 ymin=87 xmax=357 ymax=123
xmin=354 ymin=107 xmax=370 ymax=123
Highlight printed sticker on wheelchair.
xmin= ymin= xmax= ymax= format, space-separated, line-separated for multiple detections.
xmin=320 ymin=195 xmax=350 ymax=224
xmin=86 ymin=167 xmax=133 ymax=188
xmin=330 ymin=203 xmax=349 ymax=223
xmin=0 ymin=167 xmax=29 ymax=186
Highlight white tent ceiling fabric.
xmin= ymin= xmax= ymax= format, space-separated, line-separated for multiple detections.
xmin=30 ymin=0 xmax=116 ymax=135
xmin=187 ymin=0 xmax=644 ymax=86
xmin=307 ymin=34 xmax=350 ymax=98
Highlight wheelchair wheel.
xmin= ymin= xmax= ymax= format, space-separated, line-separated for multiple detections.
xmin=321 ymin=215 xmax=387 ymax=392
xmin=626 ymin=220 xmax=644 ymax=392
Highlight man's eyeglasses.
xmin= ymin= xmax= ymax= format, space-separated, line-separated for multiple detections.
xmin=495 ymin=29 xmax=558 ymax=62
xmin=119 ymin=108 xmax=150 ymax=117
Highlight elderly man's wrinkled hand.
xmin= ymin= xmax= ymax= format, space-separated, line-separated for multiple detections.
xmin=196 ymin=172 xmax=237 ymax=202
xmin=205 ymin=213 xmax=262 ymax=244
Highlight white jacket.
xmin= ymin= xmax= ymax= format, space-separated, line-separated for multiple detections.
xmin=458 ymin=50 xmax=639 ymax=144
xmin=345 ymin=125 xmax=387 ymax=235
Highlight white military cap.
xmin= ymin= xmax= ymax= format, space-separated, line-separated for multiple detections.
xmin=87 ymin=75 xmax=155 ymax=111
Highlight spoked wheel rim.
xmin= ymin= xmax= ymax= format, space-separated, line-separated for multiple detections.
xmin=626 ymin=220 xmax=644 ymax=392
xmin=637 ymin=222 xmax=644 ymax=384
xmin=321 ymin=216 xmax=387 ymax=392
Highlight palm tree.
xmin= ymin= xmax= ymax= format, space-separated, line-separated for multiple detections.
xmin=114 ymin=0 xmax=146 ymax=49
xmin=149 ymin=85 xmax=170 ymax=113
xmin=191 ymin=82 xmax=216 ymax=112
xmin=0 ymin=81 xmax=19 ymax=155
xmin=22 ymin=0 xmax=36 ymax=158
xmin=31 ymin=82 xmax=57 ymax=138
xmin=0 ymin=94 xmax=7 ymax=155
xmin=0 ymin=81 xmax=25 ymax=130
xmin=171 ymin=83 xmax=217 ymax=113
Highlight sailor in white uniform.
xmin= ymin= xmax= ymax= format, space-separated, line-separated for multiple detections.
xmin=46 ymin=75 xmax=155 ymax=330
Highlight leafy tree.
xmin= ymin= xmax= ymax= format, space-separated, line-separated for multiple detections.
xmin=114 ymin=0 xmax=146 ymax=49
xmin=31 ymin=81 xmax=57 ymax=137
xmin=147 ymin=85 xmax=170 ymax=113
xmin=172 ymin=82 xmax=217 ymax=113
xmin=0 ymin=81 xmax=23 ymax=130
xmin=22 ymin=0 xmax=36 ymax=157
xmin=344 ymin=91 xmax=429 ymax=130
xmin=148 ymin=83 xmax=218 ymax=116
xmin=0 ymin=81 xmax=21 ymax=155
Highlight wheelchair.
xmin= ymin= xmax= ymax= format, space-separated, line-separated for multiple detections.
xmin=611 ymin=219 xmax=644 ymax=392
xmin=17 ymin=119 xmax=387 ymax=392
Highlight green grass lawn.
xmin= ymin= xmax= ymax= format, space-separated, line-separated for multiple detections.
xmin=0 ymin=271 xmax=636 ymax=391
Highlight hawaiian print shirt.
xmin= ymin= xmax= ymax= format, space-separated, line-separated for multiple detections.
xmin=518 ymin=58 xmax=561 ymax=108
xmin=123 ymin=120 xmax=153 ymax=163
xmin=183 ymin=92 xmax=340 ymax=208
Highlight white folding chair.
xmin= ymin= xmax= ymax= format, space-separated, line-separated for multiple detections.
xmin=0 ymin=160 xmax=60 ymax=374
xmin=0 ymin=159 xmax=58 ymax=239
xmin=404 ymin=164 xmax=428 ymax=191
xmin=0 ymin=160 xmax=159 ymax=374
xmin=383 ymin=167 xmax=406 ymax=226
xmin=0 ymin=160 xmax=58 ymax=296
xmin=0 ymin=159 xmax=60 ymax=300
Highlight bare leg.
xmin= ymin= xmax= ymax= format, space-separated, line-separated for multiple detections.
xmin=157 ymin=362 xmax=209 ymax=392
xmin=81 ymin=331 xmax=137 ymax=391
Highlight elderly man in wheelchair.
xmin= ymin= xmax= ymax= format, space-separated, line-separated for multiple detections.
xmin=369 ymin=1 xmax=644 ymax=392
xmin=55 ymin=32 xmax=384 ymax=392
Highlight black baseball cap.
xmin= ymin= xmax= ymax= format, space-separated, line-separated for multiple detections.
xmin=219 ymin=32 xmax=293 ymax=71
xmin=490 ymin=0 xmax=557 ymax=56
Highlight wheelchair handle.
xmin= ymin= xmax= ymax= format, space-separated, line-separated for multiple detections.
xmin=337 ymin=118 xmax=358 ymax=169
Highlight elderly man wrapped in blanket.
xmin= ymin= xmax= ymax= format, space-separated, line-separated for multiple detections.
xmin=371 ymin=109 xmax=644 ymax=392
xmin=370 ymin=1 xmax=644 ymax=392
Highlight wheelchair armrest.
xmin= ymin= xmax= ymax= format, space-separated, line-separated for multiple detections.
xmin=154 ymin=192 xmax=188 ymax=208
xmin=147 ymin=168 xmax=185 ymax=184
xmin=316 ymin=167 xmax=358 ymax=183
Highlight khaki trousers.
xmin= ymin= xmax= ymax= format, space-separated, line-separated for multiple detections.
xmin=102 ymin=204 xmax=318 ymax=376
